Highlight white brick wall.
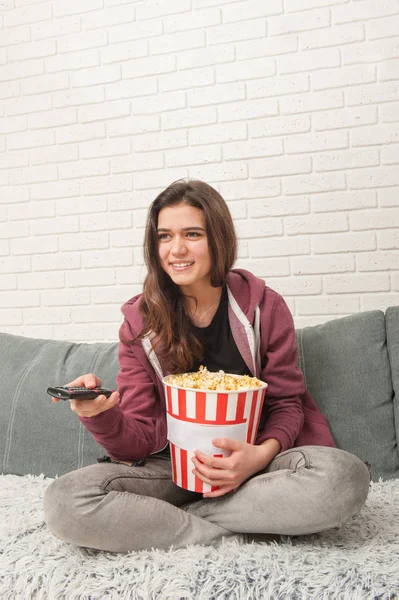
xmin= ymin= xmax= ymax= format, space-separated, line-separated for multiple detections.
xmin=1 ymin=0 xmax=399 ymax=340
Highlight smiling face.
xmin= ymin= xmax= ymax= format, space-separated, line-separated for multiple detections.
xmin=157 ymin=202 xmax=212 ymax=292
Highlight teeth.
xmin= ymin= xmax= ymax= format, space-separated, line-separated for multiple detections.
xmin=172 ymin=262 xmax=192 ymax=267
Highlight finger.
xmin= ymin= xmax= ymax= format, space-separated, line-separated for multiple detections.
xmin=193 ymin=450 xmax=229 ymax=469
xmin=192 ymin=463 xmax=232 ymax=486
xmin=212 ymin=437 xmax=242 ymax=452
xmin=51 ymin=397 xmax=61 ymax=403
xmin=192 ymin=455 xmax=227 ymax=476
xmin=65 ymin=373 xmax=102 ymax=388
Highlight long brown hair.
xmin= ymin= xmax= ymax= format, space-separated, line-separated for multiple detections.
xmin=129 ymin=179 xmax=237 ymax=373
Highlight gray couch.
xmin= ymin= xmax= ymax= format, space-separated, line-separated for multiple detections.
xmin=1 ymin=308 xmax=399 ymax=599
xmin=2 ymin=307 xmax=398 ymax=481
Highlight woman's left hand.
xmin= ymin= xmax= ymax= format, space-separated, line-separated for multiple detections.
xmin=192 ymin=438 xmax=281 ymax=498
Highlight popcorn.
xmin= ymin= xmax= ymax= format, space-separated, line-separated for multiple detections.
xmin=166 ymin=365 xmax=263 ymax=391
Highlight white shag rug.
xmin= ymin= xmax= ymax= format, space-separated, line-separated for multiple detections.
xmin=1 ymin=475 xmax=399 ymax=600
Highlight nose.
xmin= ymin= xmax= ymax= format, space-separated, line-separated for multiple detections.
xmin=171 ymin=235 xmax=187 ymax=256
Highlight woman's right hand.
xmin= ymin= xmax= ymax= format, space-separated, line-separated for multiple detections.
xmin=51 ymin=373 xmax=120 ymax=418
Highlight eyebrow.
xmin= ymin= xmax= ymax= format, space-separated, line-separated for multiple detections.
xmin=157 ymin=226 xmax=205 ymax=232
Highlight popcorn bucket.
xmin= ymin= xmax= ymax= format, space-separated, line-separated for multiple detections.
xmin=162 ymin=375 xmax=267 ymax=493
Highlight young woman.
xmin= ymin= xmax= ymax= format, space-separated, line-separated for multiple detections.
xmin=44 ymin=179 xmax=370 ymax=553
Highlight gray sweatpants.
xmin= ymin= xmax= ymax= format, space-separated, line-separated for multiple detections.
xmin=43 ymin=445 xmax=370 ymax=553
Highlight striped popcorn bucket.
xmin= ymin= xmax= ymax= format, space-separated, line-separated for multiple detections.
xmin=162 ymin=375 xmax=267 ymax=493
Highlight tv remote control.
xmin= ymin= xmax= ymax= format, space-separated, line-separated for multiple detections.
xmin=47 ymin=386 xmax=115 ymax=401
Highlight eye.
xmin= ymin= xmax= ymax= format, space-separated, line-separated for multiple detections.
xmin=158 ymin=233 xmax=171 ymax=241
xmin=186 ymin=231 xmax=201 ymax=238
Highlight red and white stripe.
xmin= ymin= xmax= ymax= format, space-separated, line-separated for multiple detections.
xmin=165 ymin=386 xmax=267 ymax=492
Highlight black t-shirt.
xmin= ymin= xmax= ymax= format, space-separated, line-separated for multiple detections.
xmin=192 ymin=286 xmax=252 ymax=376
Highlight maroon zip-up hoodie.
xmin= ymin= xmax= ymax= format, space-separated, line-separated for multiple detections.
xmin=79 ymin=269 xmax=335 ymax=461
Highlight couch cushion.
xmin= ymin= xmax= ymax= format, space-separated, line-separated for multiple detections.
xmin=296 ymin=310 xmax=398 ymax=481
xmin=0 ymin=333 xmax=118 ymax=478
xmin=386 ymin=306 xmax=399 ymax=454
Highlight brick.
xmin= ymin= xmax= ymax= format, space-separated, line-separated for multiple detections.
xmin=279 ymin=48 xmax=340 ymax=75
xmin=188 ymin=82 xmax=245 ymax=108
xmin=343 ymin=38 xmax=399 ymax=66
xmin=286 ymin=213 xmax=348 ymax=236
xmin=247 ymin=73 xmax=309 ymax=100
xmin=8 ymin=39 xmax=56 ymax=62
xmin=379 ymin=230 xmax=399 ymax=250
xmin=207 ymin=19 xmax=266 ymax=46
xmin=116 ymin=266 xmax=146 ymax=284
xmin=32 ymin=15 xmax=80 ymax=41
xmin=382 ymin=145 xmax=399 ymax=165
xmin=224 ymin=138 xmax=283 ymax=161
xmin=58 ymin=30 xmax=108 ymax=53
xmin=0 ymin=290 xmax=40 ymax=308
xmin=11 ymin=164 xmax=57 ymax=186
xmin=283 ymin=173 xmax=346 ymax=195
xmin=158 ymin=67 xmax=214 ymax=92
xmin=380 ymin=103 xmax=399 ymax=123
xmin=0 ymin=275 xmax=17 ymax=290
xmin=112 ymin=230 xmax=145 ymax=248
xmin=123 ymin=55 xmax=176 ymax=79
xmin=249 ymin=115 xmax=311 ymax=138
xmin=82 ymin=249 xmax=133 ymax=269
xmin=136 ymin=0 xmax=191 ymax=20
xmin=133 ymin=167 xmax=188 ymax=190
xmin=32 ymin=253 xmax=80 ymax=271
xmin=106 ymin=77 xmax=157 ymax=101
xmin=0 ymin=113 xmax=26 ymax=134
xmin=166 ymin=147 xmax=221 ymax=168
xmin=0 ymin=59 xmax=43 ymax=82
xmin=80 ymin=137 xmax=130 ymax=158
xmin=70 ymin=65 xmax=120 ymax=88
xmin=30 ymin=181 xmax=80 ymax=200
xmin=66 ymin=269 xmax=117 ymax=288
xmin=0 ymin=151 xmax=29 ymax=170
xmin=53 ymin=0 xmax=103 ymax=16
xmin=7 ymin=129 xmax=54 ymax=150
xmin=164 ymin=8 xmax=221 ymax=33
xmin=0 ymin=310 xmax=22 ymax=326
xmin=30 ymin=216 xmax=79 ymax=236
xmin=348 ymin=167 xmax=399 ymax=189
xmin=266 ymin=276 xmax=322 ymax=296
xmin=81 ymin=175 xmax=133 ymax=196
xmin=130 ymin=91 xmax=186 ymax=115
xmin=299 ymin=22 xmax=364 ymax=50
xmin=378 ymin=188 xmax=399 ymax=207
xmin=134 ymin=130 xmax=187 ymax=152
xmin=333 ymin=1 xmax=399 ymax=24
xmin=43 ymin=289 xmax=91 ymax=307
xmin=325 ymin=273 xmax=390 ymax=294
xmin=0 ymin=256 xmax=30 ymax=274
xmin=57 ymin=196 xmax=107 ymax=216
xmin=268 ymin=8 xmax=330 ymax=35
xmin=219 ymin=98 xmax=278 ymax=123
xmin=312 ymin=190 xmax=377 ymax=213
xmin=46 ymin=50 xmax=100 ymax=73
xmin=285 ymin=131 xmax=348 ymax=154
xmin=81 ymin=212 xmax=132 ymax=232
xmin=297 ymin=296 xmax=360 ymax=315
xmin=249 ymin=196 xmax=309 ymax=217
xmin=0 ymin=25 xmax=30 ymax=46
xmin=235 ymin=218 xmax=283 ymax=239
xmin=352 ymin=123 xmax=399 ymax=147
xmin=21 ymin=73 xmax=69 ymax=96
xmin=312 ymin=65 xmax=376 ymax=91
xmin=8 ymin=200 xmax=55 ymax=221
xmin=281 ymin=90 xmax=343 ymax=115
xmin=56 ymin=122 xmax=106 ymax=145
xmin=107 ymin=115 xmax=160 ymax=137
xmin=312 ymin=232 xmax=376 ymax=254
xmin=379 ymin=59 xmax=399 ymax=82
xmin=81 ymin=3 xmax=135 ymax=29
xmin=250 ymin=155 xmax=311 ymax=179
xmin=227 ymin=200 xmax=247 ymax=220
xmin=314 ymin=148 xmax=380 ymax=172
xmin=109 ymin=20 xmax=163 ymax=43
xmin=30 ymin=145 xmax=78 ymax=165
xmin=223 ymin=0 xmax=282 ymax=23
xmin=0 ymin=187 xmax=30 ymax=204
xmin=216 ymin=57 xmax=276 ymax=83
xmin=111 ymin=152 xmax=164 ymax=173
xmin=11 ymin=235 xmax=57 ymax=256
xmin=5 ymin=4 xmax=52 ymax=27
xmin=351 ymin=209 xmax=399 ymax=231
xmin=78 ymin=101 xmax=130 ymax=123
xmin=59 ymin=158 xmax=109 ymax=180
xmin=0 ymin=81 xmax=20 ymax=100
xmin=366 ymin=15 xmax=399 ymax=40
xmin=54 ymin=87 xmax=105 ymax=108
xmin=393 ymin=274 xmax=399 ymax=289
xmin=150 ymin=30 xmax=205 ymax=55
xmin=59 ymin=232 xmax=111 ymax=252
xmin=24 ymin=307 xmax=71 ymax=324
xmin=72 ymin=305 xmax=122 ymax=323
xmin=357 ymin=251 xmax=399 ymax=271
xmin=28 ymin=108 xmax=77 ymax=130
xmin=313 ymin=106 xmax=378 ymax=131
xmin=250 ymin=236 xmax=310 ymax=257
xmin=237 ymin=35 xmax=297 ymax=62
xmin=162 ymin=107 xmax=216 ymax=130
xmin=235 ymin=257 xmax=290 ymax=278
xmin=4 ymin=94 xmax=52 ymax=117
xmin=219 ymin=179 xmax=281 ymax=201
xmin=100 ymin=41 xmax=147 ymax=65
xmin=286 ymin=0 xmax=347 ymax=9
xmin=187 ymin=162 xmax=247 ymax=183
xmin=53 ymin=324 xmax=106 ymax=342
xmin=178 ymin=45 xmax=234 ymax=70
xmin=361 ymin=294 xmax=399 ymax=312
